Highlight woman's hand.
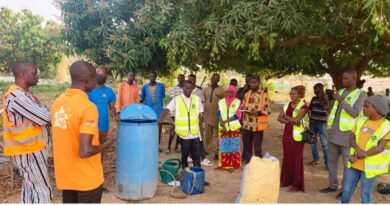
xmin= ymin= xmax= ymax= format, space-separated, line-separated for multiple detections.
xmin=220 ymin=120 xmax=226 ymax=127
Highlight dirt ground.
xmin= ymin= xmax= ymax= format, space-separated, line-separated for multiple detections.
xmin=1 ymin=103 xmax=390 ymax=203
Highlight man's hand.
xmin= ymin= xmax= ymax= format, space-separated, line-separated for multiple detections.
xmin=348 ymin=155 xmax=358 ymax=163
xmin=249 ymin=108 xmax=257 ymax=116
xmin=323 ymin=93 xmax=330 ymax=101
xmin=333 ymin=92 xmax=343 ymax=102
xmin=356 ymin=148 xmax=367 ymax=159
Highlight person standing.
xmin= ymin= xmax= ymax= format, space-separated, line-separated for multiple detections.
xmin=203 ymin=73 xmax=225 ymax=160
xmin=341 ymin=96 xmax=390 ymax=203
xmin=385 ymin=88 xmax=390 ymax=104
xmin=166 ymin=74 xmax=185 ymax=153
xmin=236 ymin=74 xmax=252 ymax=101
xmin=241 ymin=75 xmax=271 ymax=163
xmin=188 ymin=74 xmax=205 ymax=103
xmin=116 ymin=71 xmax=139 ymax=114
xmin=87 ymin=67 xmax=117 ymax=161
xmin=51 ymin=61 xmax=116 ymax=203
xmin=320 ymin=70 xmax=367 ymax=197
xmin=229 ymin=78 xmax=238 ymax=87
xmin=159 ymin=80 xmax=203 ymax=168
xmin=140 ymin=71 xmax=165 ymax=151
xmin=307 ymin=83 xmax=330 ymax=168
xmin=367 ymin=87 xmax=374 ymax=97
xmin=217 ymin=86 xmax=242 ymax=169
xmin=3 ymin=61 xmax=52 ymax=203
xmin=277 ymin=85 xmax=309 ymax=192
xmin=188 ymin=74 xmax=211 ymax=166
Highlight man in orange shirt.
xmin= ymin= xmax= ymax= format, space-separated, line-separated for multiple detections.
xmin=116 ymin=71 xmax=139 ymax=114
xmin=51 ymin=61 xmax=116 ymax=203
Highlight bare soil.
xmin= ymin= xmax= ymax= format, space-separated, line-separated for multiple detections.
xmin=1 ymin=103 xmax=390 ymax=203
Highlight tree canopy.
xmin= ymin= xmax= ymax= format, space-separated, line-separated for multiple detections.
xmin=59 ymin=0 xmax=389 ymax=88
xmin=59 ymin=0 xmax=173 ymax=78
xmin=155 ymin=0 xmax=389 ymax=88
xmin=0 ymin=7 xmax=63 ymax=77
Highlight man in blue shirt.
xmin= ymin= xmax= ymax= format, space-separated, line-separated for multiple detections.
xmin=140 ymin=71 xmax=165 ymax=151
xmin=87 ymin=67 xmax=117 ymax=157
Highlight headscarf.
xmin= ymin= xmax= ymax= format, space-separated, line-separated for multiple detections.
xmin=225 ymin=85 xmax=237 ymax=108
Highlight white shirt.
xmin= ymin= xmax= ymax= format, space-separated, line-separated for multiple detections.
xmin=166 ymin=94 xmax=204 ymax=140
xmin=192 ymin=87 xmax=205 ymax=104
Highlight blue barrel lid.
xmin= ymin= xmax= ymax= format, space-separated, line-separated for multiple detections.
xmin=119 ymin=104 xmax=157 ymax=122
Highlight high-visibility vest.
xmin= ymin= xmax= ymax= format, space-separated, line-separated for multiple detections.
xmin=244 ymin=90 xmax=270 ymax=131
xmin=2 ymin=84 xmax=45 ymax=156
xmin=327 ymin=88 xmax=362 ymax=131
xmin=348 ymin=117 xmax=390 ymax=179
xmin=174 ymin=95 xmax=200 ymax=137
xmin=218 ymin=98 xmax=242 ymax=131
xmin=283 ymin=100 xmax=306 ymax=142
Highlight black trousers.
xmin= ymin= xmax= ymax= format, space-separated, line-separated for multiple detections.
xmin=242 ymin=129 xmax=264 ymax=164
xmin=63 ymin=184 xmax=103 ymax=203
xmin=180 ymin=138 xmax=201 ymax=168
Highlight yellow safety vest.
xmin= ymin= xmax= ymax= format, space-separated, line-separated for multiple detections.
xmin=328 ymin=88 xmax=362 ymax=131
xmin=174 ymin=95 xmax=200 ymax=137
xmin=2 ymin=84 xmax=45 ymax=156
xmin=284 ymin=100 xmax=306 ymax=142
xmin=218 ymin=98 xmax=242 ymax=131
xmin=348 ymin=117 xmax=390 ymax=179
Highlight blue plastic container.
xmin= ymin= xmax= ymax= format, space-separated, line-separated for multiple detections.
xmin=115 ymin=104 xmax=158 ymax=201
xmin=181 ymin=167 xmax=205 ymax=195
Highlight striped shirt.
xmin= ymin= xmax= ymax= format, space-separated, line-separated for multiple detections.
xmin=308 ymin=96 xmax=329 ymax=123
xmin=4 ymin=89 xmax=51 ymax=157
xmin=170 ymin=85 xmax=183 ymax=99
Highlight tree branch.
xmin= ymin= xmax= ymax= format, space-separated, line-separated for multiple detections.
xmin=264 ymin=69 xmax=293 ymax=80
xmin=280 ymin=36 xmax=338 ymax=47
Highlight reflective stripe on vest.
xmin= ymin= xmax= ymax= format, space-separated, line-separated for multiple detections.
xmin=174 ymin=95 xmax=200 ymax=137
xmin=2 ymin=84 xmax=44 ymax=156
xmin=284 ymin=100 xmax=306 ymax=142
xmin=328 ymin=88 xmax=362 ymax=131
xmin=348 ymin=117 xmax=390 ymax=179
xmin=218 ymin=98 xmax=242 ymax=131
xmin=244 ymin=90 xmax=269 ymax=131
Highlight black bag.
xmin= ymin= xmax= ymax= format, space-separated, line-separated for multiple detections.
xmin=301 ymin=127 xmax=317 ymax=144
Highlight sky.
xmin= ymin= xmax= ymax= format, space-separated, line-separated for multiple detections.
xmin=0 ymin=0 xmax=60 ymax=22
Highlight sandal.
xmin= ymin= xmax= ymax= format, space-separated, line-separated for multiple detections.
xmin=201 ymin=159 xmax=213 ymax=167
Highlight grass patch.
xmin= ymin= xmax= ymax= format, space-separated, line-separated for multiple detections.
xmin=0 ymin=81 xmax=69 ymax=106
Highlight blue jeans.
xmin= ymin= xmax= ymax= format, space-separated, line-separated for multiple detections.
xmin=309 ymin=122 xmax=329 ymax=167
xmin=341 ymin=168 xmax=377 ymax=203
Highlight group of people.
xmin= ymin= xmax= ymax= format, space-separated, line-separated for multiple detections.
xmin=277 ymin=70 xmax=390 ymax=203
xmin=2 ymin=60 xmax=390 ymax=204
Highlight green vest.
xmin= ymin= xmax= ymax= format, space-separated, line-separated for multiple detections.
xmin=174 ymin=95 xmax=200 ymax=137
xmin=283 ymin=100 xmax=306 ymax=142
xmin=218 ymin=98 xmax=242 ymax=131
xmin=348 ymin=117 xmax=390 ymax=179
xmin=327 ymin=88 xmax=362 ymax=131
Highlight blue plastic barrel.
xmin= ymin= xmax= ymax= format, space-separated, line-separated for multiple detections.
xmin=181 ymin=167 xmax=205 ymax=195
xmin=115 ymin=104 xmax=158 ymax=201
